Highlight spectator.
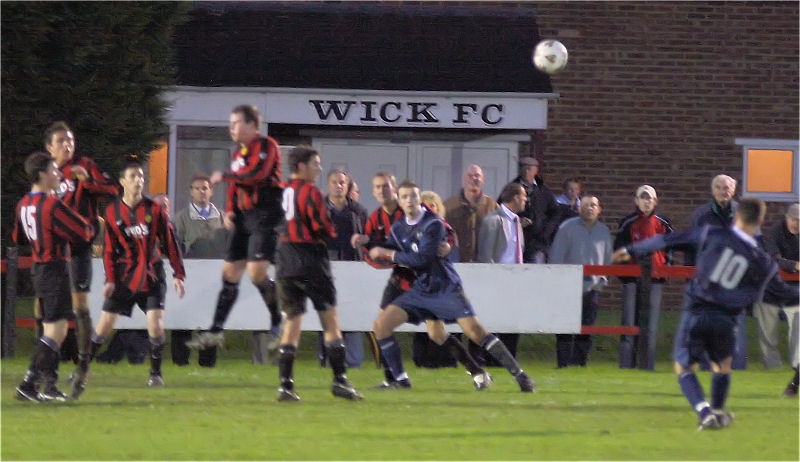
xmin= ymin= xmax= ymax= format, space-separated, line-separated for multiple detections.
xmin=171 ymin=180 xmax=226 ymax=367
xmin=556 ymin=177 xmax=582 ymax=214
xmin=318 ymin=168 xmax=368 ymax=369
xmin=549 ymin=195 xmax=613 ymax=368
xmin=473 ymin=182 xmax=528 ymax=365
xmin=174 ymin=176 xmax=225 ymax=258
xmin=442 ymin=164 xmax=498 ymax=263
xmin=754 ymin=203 xmax=799 ymax=396
xmin=347 ymin=177 xmax=361 ymax=202
xmin=510 ymin=157 xmax=560 ymax=263
xmin=690 ymin=174 xmax=747 ymax=370
xmin=613 ymin=185 xmax=674 ymax=369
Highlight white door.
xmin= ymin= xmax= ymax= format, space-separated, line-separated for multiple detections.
xmin=312 ymin=138 xmax=517 ymax=212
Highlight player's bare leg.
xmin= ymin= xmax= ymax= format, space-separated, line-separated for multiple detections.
xmin=458 ymin=316 xmax=534 ymax=392
xmin=426 ymin=320 xmax=491 ymax=390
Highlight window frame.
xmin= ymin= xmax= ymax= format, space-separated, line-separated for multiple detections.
xmin=735 ymin=137 xmax=799 ymax=202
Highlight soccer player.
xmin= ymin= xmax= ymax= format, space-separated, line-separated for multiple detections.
xmin=13 ymin=152 xmax=95 ymax=401
xmin=82 ymin=161 xmax=186 ymax=392
xmin=612 ymin=196 xmax=799 ymax=430
xmin=274 ymin=146 xmax=362 ymax=401
xmin=351 ymin=172 xmax=492 ymax=390
xmin=187 ymin=105 xmax=283 ymax=350
xmin=367 ymin=180 xmax=535 ymax=393
xmin=44 ymin=121 xmax=118 ymax=388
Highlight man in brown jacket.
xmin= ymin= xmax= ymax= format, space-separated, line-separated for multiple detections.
xmin=443 ymin=164 xmax=498 ymax=262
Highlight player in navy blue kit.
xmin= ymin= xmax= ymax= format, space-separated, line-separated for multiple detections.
xmin=368 ymin=180 xmax=535 ymax=393
xmin=612 ymin=196 xmax=799 ymax=430
xmin=274 ymin=146 xmax=362 ymax=402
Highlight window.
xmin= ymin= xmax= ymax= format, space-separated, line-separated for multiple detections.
xmin=735 ymin=138 xmax=799 ymax=202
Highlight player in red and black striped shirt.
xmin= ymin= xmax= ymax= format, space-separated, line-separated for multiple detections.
xmin=188 ymin=105 xmax=283 ymax=351
xmin=350 ymin=172 xmax=489 ymax=390
xmin=13 ymin=152 xmax=95 ymax=402
xmin=83 ymin=161 xmax=186 ymax=391
xmin=273 ymin=146 xmax=362 ymax=401
xmin=45 ymin=121 xmax=118 ymax=384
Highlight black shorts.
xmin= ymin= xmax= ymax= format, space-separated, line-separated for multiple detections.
xmin=673 ymin=310 xmax=738 ymax=367
xmin=102 ymin=279 xmax=166 ymax=317
xmin=277 ymin=273 xmax=337 ymax=318
xmin=379 ymin=278 xmax=406 ymax=310
xmin=225 ymin=208 xmax=280 ymax=262
xmin=32 ymin=261 xmax=73 ymax=323
xmin=67 ymin=241 xmax=93 ymax=293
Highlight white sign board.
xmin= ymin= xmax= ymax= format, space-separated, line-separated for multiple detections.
xmin=87 ymin=260 xmax=583 ymax=334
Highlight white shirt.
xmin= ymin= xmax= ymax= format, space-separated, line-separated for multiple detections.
xmin=499 ymin=204 xmax=522 ymax=264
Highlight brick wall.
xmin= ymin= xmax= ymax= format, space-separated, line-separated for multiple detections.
xmin=532 ymin=1 xmax=799 ymax=310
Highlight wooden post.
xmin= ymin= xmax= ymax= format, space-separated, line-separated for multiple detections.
xmin=2 ymin=247 xmax=18 ymax=358
xmin=635 ymin=256 xmax=653 ymax=370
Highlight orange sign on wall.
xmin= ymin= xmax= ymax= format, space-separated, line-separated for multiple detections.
xmin=148 ymin=142 xmax=168 ymax=195
xmin=746 ymin=149 xmax=794 ymax=193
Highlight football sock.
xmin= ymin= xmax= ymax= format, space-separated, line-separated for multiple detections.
xmin=678 ymin=372 xmax=711 ymax=417
xmin=380 ymin=354 xmax=395 ymax=383
xmin=481 ymin=334 xmax=522 ymax=376
xmin=790 ymin=367 xmax=799 ymax=390
xmin=149 ymin=335 xmax=166 ymax=375
xmin=255 ymin=278 xmax=282 ymax=328
xmin=211 ymin=280 xmax=239 ymax=333
xmin=442 ymin=334 xmax=482 ymax=375
xmin=710 ymin=373 xmax=730 ymax=409
xmin=378 ymin=336 xmax=407 ymax=382
xmin=36 ymin=336 xmax=61 ymax=384
xmin=75 ymin=310 xmax=93 ymax=356
xmin=89 ymin=332 xmax=105 ymax=359
xmin=278 ymin=344 xmax=297 ymax=389
xmin=325 ymin=338 xmax=347 ymax=379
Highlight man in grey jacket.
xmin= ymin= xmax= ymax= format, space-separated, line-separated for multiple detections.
xmin=549 ymin=195 xmax=612 ymax=368
xmin=473 ymin=182 xmax=528 ymax=364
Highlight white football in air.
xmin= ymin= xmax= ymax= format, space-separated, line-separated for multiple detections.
xmin=532 ymin=39 xmax=568 ymax=75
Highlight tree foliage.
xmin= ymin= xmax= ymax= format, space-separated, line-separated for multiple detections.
xmin=1 ymin=2 xmax=188 ymax=251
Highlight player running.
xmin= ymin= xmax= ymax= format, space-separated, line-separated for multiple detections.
xmin=367 ymin=180 xmax=535 ymax=393
xmin=612 ymin=196 xmax=799 ymax=430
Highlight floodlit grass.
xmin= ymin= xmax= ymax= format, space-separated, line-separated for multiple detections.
xmin=2 ymin=354 xmax=798 ymax=460
xmin=2 ymin=303 xmax=798 ymax=460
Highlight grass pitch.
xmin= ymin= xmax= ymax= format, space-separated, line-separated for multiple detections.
xmin=2 ymin=348 xmax=798 ymax=460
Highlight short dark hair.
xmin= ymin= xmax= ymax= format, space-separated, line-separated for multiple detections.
xmin=327 ymin=168 xmax=348 ymax=181
xmin=232 ymin=104 xmax=262 ymax=127
xmin=499 ymin=182 xmax=525 ymax=204
xmin=288 ymin=145 xmax=319 ymax=173
xmin=43 ymin=121 xmax=72 ymax=147
xmin=190 ymin=175 xmax=211 ymax=187
xmin=24 ymin=151 xmax=54 ymax=184
xmin=397 ymin=179 xmax=419 ymax=192
xmin=119 ymin=160 xmax=144 ymax=178
xmin=736 ymin=196 xmax=766 ymax=226
xmin=562 ymin=177 xmax=581 ymax=190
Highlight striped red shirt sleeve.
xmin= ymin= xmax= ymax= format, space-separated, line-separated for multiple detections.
xmin=155 ymin=205 xmax=186 ymax=280
xmin=222 ymin=136 xmax=281 ymax=186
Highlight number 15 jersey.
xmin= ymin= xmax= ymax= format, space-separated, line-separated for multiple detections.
xmin=13 ymin=192 xmax=95 ymax=263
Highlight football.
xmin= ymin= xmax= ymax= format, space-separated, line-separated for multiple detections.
xmin=532 ymin=39 xmax=569 ymax=75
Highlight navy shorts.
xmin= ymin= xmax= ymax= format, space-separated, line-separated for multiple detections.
xmin=225 ymin=208 xmax=281 ymax=263
xmin=103 ymin=279 xmax=166 ymax=317
xmin=277 ymin=274 xmax=337 ymax=318
xmin=390 ymin=284 xmax=475 ymax=325
xmin=32 ymin=261 xmax=73 ymax=323
xmin=67 ymin=241 xmax=93 ymax=293
xmin=673 ymin=310 xmax=738 ymax=368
